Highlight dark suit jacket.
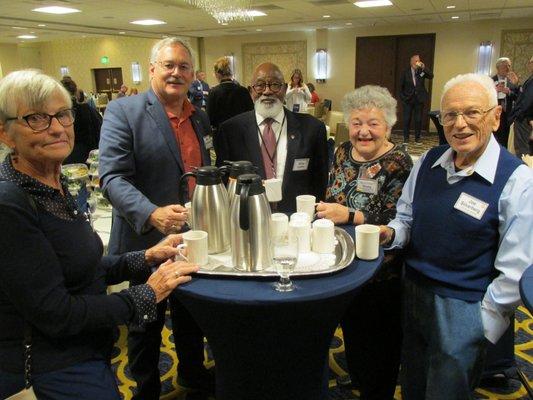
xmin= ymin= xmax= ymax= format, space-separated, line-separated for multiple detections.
xmin=399 ymin=66 xmax=434 ymax=104
xmin=511 ymin=74 xmax=533 ymax=123
xmin=215 ymin=108 xmax=328 ymax=212
xmin=492 ymin=75 xmax=520 ymax=124
xmin=207 ymin=79 xmax=254 ymax=130
xmin=99 ymin=89 xmax=211 ymax=254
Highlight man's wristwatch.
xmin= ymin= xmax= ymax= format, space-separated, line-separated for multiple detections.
xmin=348 ymin=208 xmax=356 ymax=225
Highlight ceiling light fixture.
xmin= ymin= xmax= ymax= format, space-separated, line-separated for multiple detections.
xmin=323 ymin=15 xmax=331 ymax=18
xmin=451 ymin=15 xmax=459 ymax=19
xmin=354 ymin=0 xmax=392 ymax=8
xmin=130 ymin=19 xmax=166 ymax=25
xmin=446 ymin=5 xmax=456 ymax=9
xmin=256 ymin=28 xmax=262 ymax=31
xmin=346 ymin=22 xmax=353 ymax=25
xmin=17 ymin=35 xmax=37 ymax=39
xmin=184 ymin=0 xmax=261 ymax=24
xmin=12 ymin=27 xmax=27 ymax=30
xmin=38 ymin=24 xmax=46 ymax=27
xmin=32 ymin=6 xmax=81 ymax=14
xmin=119 ymin=31 xmax=126 ymax=34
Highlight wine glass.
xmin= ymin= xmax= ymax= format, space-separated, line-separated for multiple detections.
xmin=87 ymin=192 xmax=98 ymax=227
xmin=272 ymin=235 xmax=298 ymax=292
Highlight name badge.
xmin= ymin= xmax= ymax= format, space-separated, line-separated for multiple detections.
xmin=203 ymin=135 xmax=213 ymax=150
xmin=356 ymin=178 xmax=378 ymax=194
xmin=292 ymin=104 xmax=300 ymax=113
xmin=293 ymin=158 xmax=310 ymax=171
xmin=454 ymin=192 xmax=489 ymax=220
xmin=419 ymin=71 xmax=425 ymax=78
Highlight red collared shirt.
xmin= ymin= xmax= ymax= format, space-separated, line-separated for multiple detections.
xmin=166 ymin=100 xmax=202 ymax=197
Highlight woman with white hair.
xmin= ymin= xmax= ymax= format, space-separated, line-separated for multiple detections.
xmin=0 ymin=69 xmax=199 ymax=399
xmin=316 ymin=85 xmax=412 ymax=399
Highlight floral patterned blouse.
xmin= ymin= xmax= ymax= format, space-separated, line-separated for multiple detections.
xmin=326 ymin=141 xmax=413 ymax=279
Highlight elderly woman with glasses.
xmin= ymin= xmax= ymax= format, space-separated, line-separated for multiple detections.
xmin=0 ymin=70 xmax=199 ymax=399
xmin=315 ymin=85 xmax=412 ymax=399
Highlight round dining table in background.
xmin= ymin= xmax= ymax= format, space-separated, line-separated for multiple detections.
xmin=519 ymin=264 xmax=533 ymax=313
xmin=174 ymin=225 xmax=383 ymax=400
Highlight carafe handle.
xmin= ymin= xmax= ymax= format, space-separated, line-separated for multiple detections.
xmin=178 ymin=172 xmax=196 ymax=205
xmin=239 ymin=183 xmax=250 ymax=231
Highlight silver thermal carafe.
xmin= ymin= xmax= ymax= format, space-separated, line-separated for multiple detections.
xmin=225 ymin=160 xmax=257 ymax=204
xmin=230 ymin=174 xmax=273 ymax=271
xmin=180 ymin=166 xmax=230 ymax=254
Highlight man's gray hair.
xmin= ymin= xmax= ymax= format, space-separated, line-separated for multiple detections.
xmin=149 ymin=37 xmax=195 ymax=66
xmin=341 ymin=85 xmax=397 ymax=129
xmin=441 ymin=73 xmax=497 ymax=108
xmin=0 ymin=69 xmax=71 ymax=125
xmin=495 ymin=57 xmax=511 ymax=68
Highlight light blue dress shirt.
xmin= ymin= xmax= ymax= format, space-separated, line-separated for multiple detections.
xmin=388 ymin=135 xmax=533 ymax=343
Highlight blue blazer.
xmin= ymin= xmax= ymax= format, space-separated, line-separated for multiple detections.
xmin=99 ymin=89 xmax=211 ymax=254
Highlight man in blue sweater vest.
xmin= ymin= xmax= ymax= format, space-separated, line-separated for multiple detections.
xmin=380 ymin=73 xmax=533 ymax=399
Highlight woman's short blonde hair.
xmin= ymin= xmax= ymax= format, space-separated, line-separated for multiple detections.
xmin=214 ymin=57 xmax=232 ymax=77
xmin=0 ymin=69 xmax=71 ymax=125
xmin=341 ymin=85 xmax=397 ymax=135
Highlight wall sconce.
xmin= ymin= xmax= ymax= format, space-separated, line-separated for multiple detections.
xmin=59 ymin=66 xmax=69 ymax=76
xmin=227 ymin=54 xmax=236 ymax=78
xmin=315 ymin=49 xmax=327 ymax=83
xmin=476 ymin=41 xmax=493 ymax=75
xmin=131 ymin=61 xmax=142 ymax=84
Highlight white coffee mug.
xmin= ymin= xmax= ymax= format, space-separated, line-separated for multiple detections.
xmin=289 ymin=220 xmax=311 ymax=253
xmin=312 ymin=219 xmax=335 ymax=253
xmin=355 ymin=224 xmax=380 ymax=260
xmin=177 ymin=230 xmax=208 ymax=265
xmin=271 ymin=213 xmax=289 ymax=239
xmin=296 ymin=194 xmax=316 ymax=221
xmin=290 ymin=212 xmax=311 ymax=226
xmin=264 ymin=178 xmax=283 ymax=202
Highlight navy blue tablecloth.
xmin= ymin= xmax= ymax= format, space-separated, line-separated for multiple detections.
xmin=519 ymin=265 xmax=533 ymax=313
xmin=174 ymin=225 xmax=383 ymax=400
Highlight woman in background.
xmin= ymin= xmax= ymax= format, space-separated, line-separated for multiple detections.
xmin=307 ymin=82 xmax=320 ymax=105
xmin=285 ymin=69 xmax=311 ymax=113
xmin=316 ymin=85 xmax=412 ymax=399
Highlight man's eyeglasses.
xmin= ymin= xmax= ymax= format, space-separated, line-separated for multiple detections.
xmin=156 ymin=61 xmax=192 ymax=73
xmin=252 ymin=82 xmax=284 ymax=94
xmin=438 ymin=106 xmax=496 ymax=127
xmin=5 ymin=109 xmax=75 ymax=132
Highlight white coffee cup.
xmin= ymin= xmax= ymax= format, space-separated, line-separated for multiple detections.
xmin=177 ymin=230 xmax=208 ymax=265
xmin=355 ymin=224 xmax=380 ymax=260
xmin=271 ymin=213 xmax=289 ymax=239
xmin=290 ymin=212 xmax=311 ymax=226
xmin=289 ymin=220 xmax=311 ymax=253
xmin=264 ymin=178 xmax=282 ymax=202
xmin=312 ymin=219 xmax=335 ymax=253
xmin=184 ymin=201 xmax=192 ymax=225
xmin=296 ymin=195 xmax=316 ymax=221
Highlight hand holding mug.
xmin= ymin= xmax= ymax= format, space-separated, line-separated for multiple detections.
xmin=379 ymin=225 xmax=395 ymax=246
xmin=149 ymin=204 xmax=188 ymax=235
xmin=145 ymin=234 xmax=182 ymax=265
xmin=146 ymin=259 xmax=199 ymax=303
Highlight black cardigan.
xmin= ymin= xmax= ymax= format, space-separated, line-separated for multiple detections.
xmin=0 ymin=181 xmax=148 ymax=374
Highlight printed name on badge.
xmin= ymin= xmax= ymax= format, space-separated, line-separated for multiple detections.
xmin=293 ymin=158 xmax=310 ymax=171
xmin=453 ymin=192 xmax=489 ymax=220
xmin=356 ymin=178 xmax=378 ymax=194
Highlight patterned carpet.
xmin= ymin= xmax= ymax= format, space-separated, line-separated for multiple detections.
xmin=111 ymin=132 xmax=532 ymax=399
xmin=111 ymin=306 xmax=532 ymax=400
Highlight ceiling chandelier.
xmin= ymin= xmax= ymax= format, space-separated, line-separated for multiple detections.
xmin=184 ymin=0 xmax=255 ymax=24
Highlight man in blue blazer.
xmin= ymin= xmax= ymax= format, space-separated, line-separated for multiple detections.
xmin=214 ymin=62 xmax=328 ymax=212
xmin=99 ymin=38 xmax=212 ymax=399
xmin=399 ymin=54 xmax=434 ymax=143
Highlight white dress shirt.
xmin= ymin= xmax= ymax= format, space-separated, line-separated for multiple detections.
xmin=255 ymin=108 xmax=288 ymax=184
xmin=387 ymin=135 xmax=533 ymax=343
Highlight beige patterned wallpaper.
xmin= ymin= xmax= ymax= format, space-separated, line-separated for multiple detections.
xmin=500 ymin=29 xmax=533 ymax=84
xmin=242 ymin=41 xmax=307 ymax=84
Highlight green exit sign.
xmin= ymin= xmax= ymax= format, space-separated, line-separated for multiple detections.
xmin=100 ymin=56 xmax=109 ymax=65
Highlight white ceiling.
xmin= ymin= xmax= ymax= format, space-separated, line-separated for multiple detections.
xmin=0 ymin=0 xmax=532 ymax=44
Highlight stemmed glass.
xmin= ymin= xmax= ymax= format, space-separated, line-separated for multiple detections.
xmin=272 ymin=235 xmax=298 ymax=292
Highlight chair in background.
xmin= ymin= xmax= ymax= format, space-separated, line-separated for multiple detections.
xmin=306 ymin=105 xmax=315 ymax=116
xmin=314 ymin=101 xmax=326 ymax=119
xmin=323 ymin=99 xmax=332 ymax=112
xmin=334 ymin=122 xmax=349 ymax=146
xmin=324 ymin=111 xmax=344 ymax=137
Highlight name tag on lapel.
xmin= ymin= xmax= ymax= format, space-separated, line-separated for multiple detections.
xmin=419 ymin=71 xmax=425 ymax=78
xmin=356 ymin=179 xmax=378 ymax=194
xmin=203 ymin=135 xmax=213 ymax=149
xmin=454 ymin=192 xmax=489 ymax=220
xmin=293 ymin=158 xmax=310 ymax=171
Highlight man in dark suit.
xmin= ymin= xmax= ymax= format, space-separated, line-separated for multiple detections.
xmin=399 ymin=54 xmax=434 ymax=143
xmin=492 ymin=57 xmax=520 ymax=149
xmin=99 ymin=38 xmax=212 ymax=399
xmin=215 ymin=62 xmax=328 ymax=212
xmin=511 ymin=55 xmax=533 ymax=156
xmin=188 ymin=70 xmax=210 ymax=109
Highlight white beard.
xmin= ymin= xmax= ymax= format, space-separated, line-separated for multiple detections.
xmin=254 ymin=96 xmax=283 ymax=119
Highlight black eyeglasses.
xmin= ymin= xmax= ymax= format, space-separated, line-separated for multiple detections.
xmin=252 ymin=82 xmax=284 ymax=94
xmin=5 ymin=109 xmax=76 ymax=132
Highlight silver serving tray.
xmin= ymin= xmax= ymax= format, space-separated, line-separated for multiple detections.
xmin=197 ymin=227 xmax=355 ymax=277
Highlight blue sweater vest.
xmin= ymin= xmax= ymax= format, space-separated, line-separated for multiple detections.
xmin=405 ymin=144 xmax=521 ymax=301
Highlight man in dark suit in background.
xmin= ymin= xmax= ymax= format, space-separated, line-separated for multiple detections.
xmin=399 ymin=54 xmax=434 ymax=143
xmin=188 ymin=70 xmax=210 ymax=109
xmin=492 ymin=57 xmax=520 ymax=149
xmin=215 ymin=62 xmax=328 ymax=212
xmin=99 ymin=37 xmax=212 ymax=399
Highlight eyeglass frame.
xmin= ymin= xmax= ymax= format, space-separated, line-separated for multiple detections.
xmin=154 ymin=60 xmax=193 ymax=74
xmin=4 ymin=109 xmax=76 ymax=133
xmin=251 ymin=82 xmax=285 ymax=94
xmin=438 ymin=106 xmax=496 ymax=127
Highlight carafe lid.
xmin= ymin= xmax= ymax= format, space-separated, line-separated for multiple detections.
xmin=195 ymin=166 xmax=223 ymax=185
xmin=236 ymin=174 xmax=265 ymax=196
xmin=227 ymin=160 xmax=256 ymax=179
